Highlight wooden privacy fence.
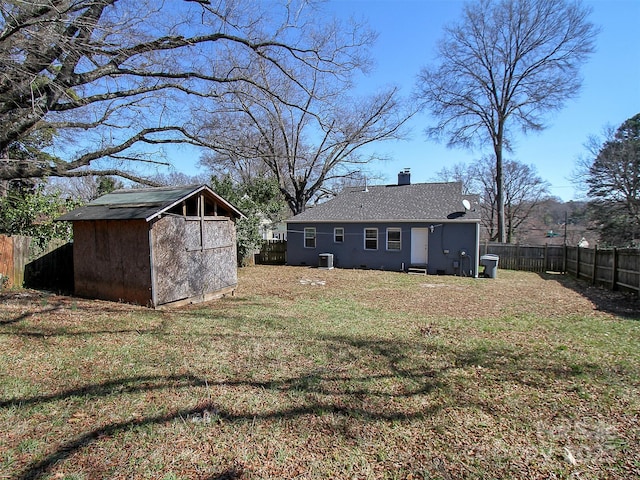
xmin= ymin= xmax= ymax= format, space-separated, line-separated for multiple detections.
xmin=0 ymin=235 xmax=30 ymax=288
xmin=3 ymin=234 xmax=640 ymax=297
xmin=0 ymin=235 xmax=73 ymax=291
xmin=255 ymin=239 xmax=287 ymax=265
xmin=565 ymin=246 xmax=640 ymax=295
xmin=481 ymin=243 xmax=565 ymax=273
xmin=483 ymin=243 xmax=640 ymax=296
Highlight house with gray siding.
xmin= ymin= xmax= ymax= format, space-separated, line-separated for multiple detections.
xmin=286 ymin=172 xmax=481 ymax=276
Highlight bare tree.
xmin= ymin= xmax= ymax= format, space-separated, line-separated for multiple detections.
xmin=501 ymin=159 xmax=550 ymax=242
xmin=433 ymin=162 xmax=475 ymax=195
xmin=0 ymin=0 xmax=371 ymax=185
xmin=436 ymin=156 xmax=549 ymax=242
xmin=198 ymin=49 xmax=411 ymax=215
xmin=416 ymin=0 xmax=597 ymax=242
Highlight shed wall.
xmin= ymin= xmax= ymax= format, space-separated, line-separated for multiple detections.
xmin=151 ymin=216 xmax=238 ymax=305
xmin=73 ymin=220 xmax=152 ymax=304
xmin=287 ymin=222 xmax=479 ymax=276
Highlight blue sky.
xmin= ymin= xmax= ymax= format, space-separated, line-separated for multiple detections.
xmin=177 ymin=0 xmax=639 ymax=202
xmin=322 ymin=0 xmax=640 ymax=201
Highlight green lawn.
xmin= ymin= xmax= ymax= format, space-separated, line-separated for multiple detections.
xmin=0 ymin=266 xmax=638 ymax=479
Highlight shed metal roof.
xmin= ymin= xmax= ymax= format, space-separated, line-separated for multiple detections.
xmin=57 ymin=184 xmax=244 ymax=222
xmin=287 ymin=182 xmax=481 ymax=223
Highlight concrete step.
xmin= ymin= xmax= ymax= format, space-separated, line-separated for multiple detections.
xmin=407 ymin=267 xmax=427 ymax=275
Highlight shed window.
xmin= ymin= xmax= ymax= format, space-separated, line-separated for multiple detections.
xmin=364 ymin=228 xmax=378 ymax=250
xmin=334 ymin=227 xmax=344 ymax=243
xmin=387 ymin=228 xmax=401 ymax=250
xmin=304 ymin=227 xmax=316 ymax=248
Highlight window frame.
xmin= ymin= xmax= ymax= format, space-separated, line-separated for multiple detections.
xmin=386 ymin=227 xmax=402 ymax=251
xmin=304 ymin=227 xmax=316 ymax=249
xmin=334 ymin=227 xmax=344 ymax=243
xmin=364 ymin=228 xmax=378 ymax=250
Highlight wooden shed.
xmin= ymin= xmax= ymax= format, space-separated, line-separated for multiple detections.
xmin=58 ymin=185 xmax=244 ymax=307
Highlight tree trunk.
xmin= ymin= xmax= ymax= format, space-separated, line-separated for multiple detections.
xmin=495 ymin=128 xmax=506 ymax=243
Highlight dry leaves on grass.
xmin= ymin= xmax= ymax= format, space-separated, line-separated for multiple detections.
xmin=1 ymin=266 xmax=638 ymax=479
xmin=237 ymin=266 xmax=635 ymax=320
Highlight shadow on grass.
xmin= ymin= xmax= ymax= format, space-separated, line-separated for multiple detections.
xmin=453 ymin=340 xmax=602 ymax=386
xmin=0 ymin=311 xmax=168 ymax=337
xmin=538 ymin=272 xmax=640 ymax=319
xmin=209 ymin=467 xmax=244 ymax=480
xmin=0 ymin=291 xmax=155 ymax=328
xmin=0 ymin=295 xmax=275 ymax=338
xmin=10 ymin=372 xmax=444 ymax=480
xmin=5 ymin=332 xmax=614 ymax=480
xmin=4 ymin=334 xmax=436 ymax=478
xmin=8 ymin=344 xmax=608 ymax=480
xmin=0 ymin=374 xmax=204 ymax=409
xmin=0 ymin=305 xmax=64 ymax=326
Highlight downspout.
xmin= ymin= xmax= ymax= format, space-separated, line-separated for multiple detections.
xmin=474 ymin=222 xmax=480 ymax=278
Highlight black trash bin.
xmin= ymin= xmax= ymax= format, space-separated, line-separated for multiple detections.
xmin=480 ymin=254 xmax=499 ymax=278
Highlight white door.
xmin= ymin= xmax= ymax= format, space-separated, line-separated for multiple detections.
xmin=411 ymin=228 xmax=428 ymax=265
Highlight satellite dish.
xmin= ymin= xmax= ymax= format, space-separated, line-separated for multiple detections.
xmin=462 ymin=199 xmax=471 ymax=211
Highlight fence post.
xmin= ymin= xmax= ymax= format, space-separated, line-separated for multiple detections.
xmin=635 ymin=248 xmax=640 ymax=297
xmin=612 ymin=247 xmax=618 ymax=291
xmin=544 ymin=244 xmax=548 ymax=273
xmin=592 ymin=245 xmax=598 ymax=285
xmin=576 ymin=246 xmax=580 ymax=280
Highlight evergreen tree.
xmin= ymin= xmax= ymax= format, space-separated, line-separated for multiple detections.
xmin=210 ymin=176 xmax=286 ymax=264
xmin=0 ymin=184 xmax=79 ymax=254
xmin=586 ymin=114 xmax=640 ymax=246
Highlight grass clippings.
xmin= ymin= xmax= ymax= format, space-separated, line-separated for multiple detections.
xmin=0 ymin=266 xmax=638 ymax=479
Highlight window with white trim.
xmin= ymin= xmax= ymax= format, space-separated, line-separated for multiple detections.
xmin=364 ymin=228 xmax=378 ymax=250
xmin=334 ymin=227 xmax=344 ymax=243
xmin=386 ymin=228 xmax=401 ymax=250
xmin=304 ymin=227 xmax=316 ymax=248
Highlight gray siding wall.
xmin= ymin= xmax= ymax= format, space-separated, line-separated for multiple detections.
xmin=287 ymin=222 xmax=479 ymax=276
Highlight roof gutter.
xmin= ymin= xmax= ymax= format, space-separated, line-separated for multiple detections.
xmin=286 ymin=218 xmax=481 ymax=224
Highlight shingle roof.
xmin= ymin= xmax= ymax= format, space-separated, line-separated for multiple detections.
xmin=288 ymin=182 xmax=480 ymax=223
xmin=57 ymin=184 xmax=243 ymax=222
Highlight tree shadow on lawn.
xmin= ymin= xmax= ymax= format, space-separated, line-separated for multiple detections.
xmin=0 ymin=295 xmax=268 ymax=338
xmin=208 ymin=467 xmax=245 ymax=480
xmin=9 ymin=372 xmax=444 ymax=480
xmin=0 ymin=291 xmax=155 ymax=328
xmin=0 ymin=304 xmax=64 ymax=326
xmin=6 ymin=332 xmax=609 ymax=480
xmin=538 ymin=272 xmax=640 ymax=319
xmin=0 ymin=310 xmax=167 ymax=338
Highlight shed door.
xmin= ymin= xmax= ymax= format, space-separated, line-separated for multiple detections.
xmin=411 ymin=228 xmax=428 ymax=265
xmin=152 ymin=216 xmax=237 ymax=306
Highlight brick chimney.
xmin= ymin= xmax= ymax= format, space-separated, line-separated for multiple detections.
xmin=398 ymin=168 xmax=411 ymax=186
